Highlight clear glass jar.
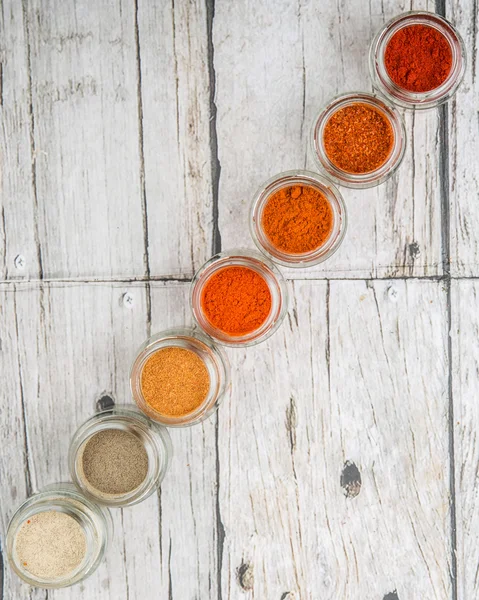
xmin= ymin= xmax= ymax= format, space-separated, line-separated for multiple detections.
xmin=249 ymin=169 xmax=347 ymax=267
xmin=369 ymin=11 xmax=466 ymax=109
xmin=6 ymin=483 xmax=112 ymax=589
xmin=69 ymin=407 xmax=172 ymax=506
xmin=311 ymin=92 xmax=406 ymax=188
xmin=191 ymin=250 xmax=288 ymax=347
xmin=130 ymin=328 xmax=231 ymax=425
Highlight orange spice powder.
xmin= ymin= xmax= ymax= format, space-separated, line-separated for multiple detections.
xmin=261 ymin=184 xmax=333 ymax=254
xmin=323 ymin=103 xmax=394 ymax=173
xmin=141 ymin=347 xmax=210 ymax=417
xmin=201 ymin=266 xmax=272 ymax=336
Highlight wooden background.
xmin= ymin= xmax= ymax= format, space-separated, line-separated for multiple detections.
xmin=0 ymin=0 xmax=477 ymax=598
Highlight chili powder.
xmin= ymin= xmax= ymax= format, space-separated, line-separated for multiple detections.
xmin=323 ymin=103 xmax=394 ymax=174
xmin=385 ymin=24 xmax=452 ymax=92
xmin=201 ymin=266 xmax=272 ymax=336
xmin=262 ymin=185 xmax=333 ymax=254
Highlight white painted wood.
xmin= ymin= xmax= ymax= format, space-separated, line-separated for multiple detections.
xmin=0 ymin=0 xmax=43 ymax=281
xmin=452 ymin=281 xmax=479 ymax=600
xmin=137 ymin=0 xmax=216 ymax=278
xmin=448 ymin=0 xmax=479 ymax=277
xmin=214 ymin=0 xmax=443 ymax=279
xmin=0 ymin=282 xmax=217 ymax=599
xmin=218 ymin=280 xmax=450 ymax=599
xmin=18 ymin=0 xmax=148 ymax=280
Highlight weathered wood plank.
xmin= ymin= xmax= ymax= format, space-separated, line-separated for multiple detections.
xmin=447 ymin=0 xmax=479 ymax=276
xmin=214 ymin=0 xmax=443 ymax=279
xmin=19 ymin=0 xmax=146 ymax=280
xmin=137 ymin=0 xmax=215 ymax=278
xmin=218 ymin=280 xmax=450 ymax=598
xmin=451 ymin=280 xmax=479 ymax=600
xmin=0 ymin=0 xmax=42 ymax=281
xmin=0 ymin=281 xmax=217 ymax=599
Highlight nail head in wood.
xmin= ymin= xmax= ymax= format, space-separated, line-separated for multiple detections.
xmin=14 ymin=254 xmax=26 ymax=270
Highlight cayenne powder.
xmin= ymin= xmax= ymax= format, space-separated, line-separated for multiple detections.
xmin=201 ymin=266 xmax=272 ymax=336
xmin=323 ymin=103 xmax=394 ymax=173
xmin=262 ymin=185 xmax=333 ymax=254
xmin=385 ymin=24 xmax=452 ymax=92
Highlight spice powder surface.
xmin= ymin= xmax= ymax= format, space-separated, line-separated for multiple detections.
xmin=15 ymin=511 xmax=86 ymax=580
xmin=262 ymin=184 xmax=333 ymax=254
xmin=323 ymin=103 xmax=394 ymax=174
xmin=141 ymin=347 xmax=210 ymax=417
xmin=81 ymin=429 xmax=149 ymax=495
xmin=385 ymin=24 xmax=452 ymax=92
xmin=201 ymin=266 xmax=272 ymax=336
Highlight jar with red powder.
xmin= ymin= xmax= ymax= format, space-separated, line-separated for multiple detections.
xmin=370 ymin=11 xmax=466 ymax=109
xmin=191 ymin=250 xmax=288 ymax=347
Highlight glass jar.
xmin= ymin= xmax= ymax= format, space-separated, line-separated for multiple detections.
xmin=191 ymin=250 xmax=288 ymax=347
xmin=250 ymin=169 xmax=347 ymax=267
xmin=131 ymin=328 xmax=230 ymax=426
xmin=69 ymin=407 xmax=172 ymax=506
xmin=6 ymin=483 xmax=112 ymax=589
xmin=369 ymin=11 xmax=466 ymax=109
xmin=311 ymin=92 xmax=406 ymax=188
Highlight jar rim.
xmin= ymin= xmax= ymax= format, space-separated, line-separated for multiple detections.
xmin=369 ymin=11 xmax=466 ymax=109
xmin=249 ymin=169 xmax=347 ymax=267
xmin=69 ymin=407 xmax=172 ymax=506
xmin=190 ymin=249 xmax=289 ymax=347
xmin=130 ymin=329 xmax=231 ymax=426
xmin=6 ymin=484 xmax=112 ymax=588
xmin=311 ymin=92 xmax=407 ymax=188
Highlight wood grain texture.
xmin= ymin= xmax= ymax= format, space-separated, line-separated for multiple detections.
xmin=214 ymin=0 xmax=443 ymax=279
xmin=448 ymin=0 xmax=479 ymax=277
xmin=452 ymin=281 xmax=479 ymax=600
xmin=0 ymin=282 xmax=217 ymax=599
xmin=218 ymin=280 xmax=450 ymax=599
xmin=137 ymin=0 xmax=216 ymax=278
xmin=0 ymin=0 xmax=43 ymax=281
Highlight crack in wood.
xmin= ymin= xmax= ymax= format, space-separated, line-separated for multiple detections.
xmin=206 ymin=0 xmax=221 ymax=255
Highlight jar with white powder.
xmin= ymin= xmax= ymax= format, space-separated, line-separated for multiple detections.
xmin=6 ymin=483 xmax=112 ymax=588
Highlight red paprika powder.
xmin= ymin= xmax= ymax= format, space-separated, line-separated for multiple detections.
xmin=385 ymin=24 xmax=452 ymax=92
xmin=201 ymin=266 xmax=272 ymax=336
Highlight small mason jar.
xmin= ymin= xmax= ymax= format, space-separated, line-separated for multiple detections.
xmin=311 ymin=92 xmax=406 ymax=188
xmin=6 ymin=483 xmax=112 ymax=589
xmin=69 ymin=407 xmax=172 ymax=506
xmin=250 ymin=170 xmax=347 ymax=267
xmin=131 ymin=328 xmax=231 ymax=425
xmin=191 ymin=250 xmax=288 ymax=347
xmin=369 ymin=11 xmax=466 ymax=109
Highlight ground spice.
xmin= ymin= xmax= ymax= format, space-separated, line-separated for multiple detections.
xmin=141 ymin=347 xmax=210 ymax=417
xmin=201 ymin=266 xmax=272 ymax=336
xmin=323 ymin=103 xmax=394 ymax=173
xmin=80 ymin=429 xmax=149 ymax=496
xmin=262 ymin=185 xmax=333 ymax=254
xmin=15 ymin=511 xmax=86 ymax=580
xmin=385 ymin=24 xmax=452 ymax=92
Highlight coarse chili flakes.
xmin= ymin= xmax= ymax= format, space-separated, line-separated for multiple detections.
xmin=323 ymin=103 xmax=394 ymax=174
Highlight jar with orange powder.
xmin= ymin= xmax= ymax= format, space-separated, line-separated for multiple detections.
xmin=191 ymin=250 xmax=288 ymax=347
xmin=250 ymin=170 xmax=347 ymax=268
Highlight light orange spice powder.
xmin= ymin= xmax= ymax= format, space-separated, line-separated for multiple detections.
xmin=141 ymin=347 xmax=210 ymax=417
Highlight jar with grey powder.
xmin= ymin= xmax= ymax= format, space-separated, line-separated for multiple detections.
xmin=69 ymin=406 xmax=172 ymax=507
xmin=6 ymin=483 xmax=112 ymax=588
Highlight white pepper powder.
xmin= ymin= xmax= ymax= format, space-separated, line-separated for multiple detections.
xmin=15 ymin=510 xmax=86 ymax=580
